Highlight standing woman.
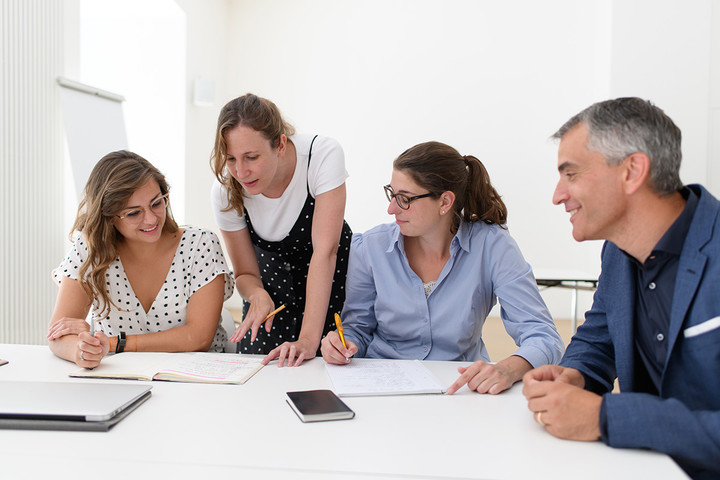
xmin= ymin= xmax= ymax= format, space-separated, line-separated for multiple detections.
xmin=322 ymin=141 xmax=563 ymax=394
xmin=211 ymin=94 xmax=352 ymax=367
xmin=48 ymin=151 xmax=234 ymax=367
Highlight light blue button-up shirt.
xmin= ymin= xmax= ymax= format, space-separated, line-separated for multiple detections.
xmin=341 ymin=221 xmax=564 ymax=366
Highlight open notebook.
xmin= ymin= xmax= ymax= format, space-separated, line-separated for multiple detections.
xmin=0 ymin=381 xmax=151 ymax=431
xmin=325 ymin=359 xmax=447 ymax=396
xmin=70 ymin=352 xmax=264 ymax=385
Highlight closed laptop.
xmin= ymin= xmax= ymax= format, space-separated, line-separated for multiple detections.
xmin=0 ymin=381 xmax=151 ymax=431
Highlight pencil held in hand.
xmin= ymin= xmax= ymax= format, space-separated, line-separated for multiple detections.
xmin=334 ymin=313 xmax=347 ymax=348
xmin=262 ymin=304 xmax=286 ymax=324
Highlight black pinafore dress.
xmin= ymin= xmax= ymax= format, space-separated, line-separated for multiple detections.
xmin=239 ymin=136 xmax=353 ymax=354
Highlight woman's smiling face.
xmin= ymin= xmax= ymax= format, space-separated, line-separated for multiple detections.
xmin=113 ymin=179 xmax=166 ymax=243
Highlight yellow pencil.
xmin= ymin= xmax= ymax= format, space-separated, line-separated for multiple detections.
xmin=261 ymin=304 xmax=286 ymax=324
xmin=334 ymin=313 xmax=347 ymax=348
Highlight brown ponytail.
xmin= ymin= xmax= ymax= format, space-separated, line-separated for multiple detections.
xmin=394 ymin=141 xmax=507 ymax=233
xmin=462 ymin=154 xmax=507 ymax=227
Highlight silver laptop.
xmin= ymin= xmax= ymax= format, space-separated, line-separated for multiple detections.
xmin=0 ymin=381 xmax=152 ymax=431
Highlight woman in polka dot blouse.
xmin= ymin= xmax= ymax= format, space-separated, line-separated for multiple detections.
xmin=48 ymin=151 xmax=235 ymax=368
xmin=211 ymin=93 xmax=352 ymax=367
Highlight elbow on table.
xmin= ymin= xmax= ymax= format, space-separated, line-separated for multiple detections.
xmin=47 ymin=335 xmax=74 ymax=362
xmin=48 ymin=339 xmax=62 ymax=359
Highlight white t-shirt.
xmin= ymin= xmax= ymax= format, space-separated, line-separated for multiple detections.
xmin=211 ymin=134 xmax=348 ymax=242
xmin=53 ymin=227 xmax=235 ymax=352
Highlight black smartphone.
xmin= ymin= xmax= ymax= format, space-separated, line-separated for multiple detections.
xmin=285 ymin=389 xmax=355 ymax=423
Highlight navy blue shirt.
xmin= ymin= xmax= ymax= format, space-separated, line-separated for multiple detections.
xmin=627 ymin=187 xmax=697 ymax=393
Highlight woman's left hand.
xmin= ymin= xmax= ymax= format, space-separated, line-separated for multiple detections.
xmin=262 ymin=337 xmax=318 ymax=367
xmin=47 ymin=317 xmax=90 ymax=340
xmin=447 ymin=356 xmax=532 ymax=395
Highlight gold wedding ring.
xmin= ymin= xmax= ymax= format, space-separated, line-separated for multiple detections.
xmin=536 ymin=411 xmax=545 ymax=426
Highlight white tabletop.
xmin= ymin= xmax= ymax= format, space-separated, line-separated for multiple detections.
xmin=0 ymin=344 xmax=687 ymax=480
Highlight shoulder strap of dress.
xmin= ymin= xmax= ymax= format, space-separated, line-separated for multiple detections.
xmin=306 ymin=135 xmax=318 ymax=194
xmin=307 ymin=134 xmax=318 ymax=167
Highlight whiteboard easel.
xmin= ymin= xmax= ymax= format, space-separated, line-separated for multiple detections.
xmin=57 ymin=77 xmax=128 ymax=199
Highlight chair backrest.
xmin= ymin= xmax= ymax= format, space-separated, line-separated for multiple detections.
xmin=221 ymin=308 xmax=238 ymax=353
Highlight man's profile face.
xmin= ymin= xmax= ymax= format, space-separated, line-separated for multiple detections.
xmin=552 ymin=123 xmax=627 ymax=243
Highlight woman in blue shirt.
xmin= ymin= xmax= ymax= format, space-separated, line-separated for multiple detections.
xmin=321 ymin=141 xmax=563 ymax=395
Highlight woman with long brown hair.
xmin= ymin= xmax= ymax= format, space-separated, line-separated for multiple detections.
xmin=322 ymin=141 xmax=563 ymax=395
xmin=48 ymin=151 xmax=234 ymax=367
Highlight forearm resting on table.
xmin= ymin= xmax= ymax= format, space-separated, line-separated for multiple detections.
xmin=48 ymin=334 xmax=82 ymax=361
xmin=51 ymin=325 xmax=215 ymax=356
xmin=112 ymin=324 xmax=215 ymax=353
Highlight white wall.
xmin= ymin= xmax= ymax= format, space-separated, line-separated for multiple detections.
xmin=610 ymin=0 xmax=714 ymax=191
xmin=176 ymin=0 xmax=231 ymax=231
xmin=175 ymin=0 xmax=718 ymax=318
xmin=79 ymin=0 xmax=187 ymax=221
xmin=34 ymin=0 xmax=715 ymax=327
xmin=217 ymin=0 xmax=612 ymax=316
xmin=3 ymin=0 xmax=716 ymax=343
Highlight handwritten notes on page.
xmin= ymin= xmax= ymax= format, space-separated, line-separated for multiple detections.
xmin=325 ymin=359 xmax=446 ymax=396
xmin=70 ymin=352 xmax=264 ymax=385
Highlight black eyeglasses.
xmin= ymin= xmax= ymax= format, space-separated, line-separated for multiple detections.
xmin=384 ymin=185 xmax=436 ymax=210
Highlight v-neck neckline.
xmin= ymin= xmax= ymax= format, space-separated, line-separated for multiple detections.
xmin=116 ymin=229 xmax=185 ymax=315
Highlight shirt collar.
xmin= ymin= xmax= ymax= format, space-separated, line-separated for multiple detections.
xmin=386 ymin=224 xmax=403 ymax=254
xmin=453 ymin=221 xmax=472 ymax=253
xmin=653 ymin=186 xmax=698 ymax=256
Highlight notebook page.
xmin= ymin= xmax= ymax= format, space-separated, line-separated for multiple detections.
xmin=325 ymin=359 xmax=446 ymax=396
xmin=154 ymin=353 xmax=263 ymax=384
xmin=69 ymin=352 xmax=169 ymax=380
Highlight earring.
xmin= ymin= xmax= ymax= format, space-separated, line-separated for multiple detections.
xmin=441 ymin=210 xmax=445 ymax=215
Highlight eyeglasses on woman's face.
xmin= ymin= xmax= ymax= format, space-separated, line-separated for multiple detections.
xmin=383 ymin=184 xmax=436 ymax=210
xmin=116 ymin=193 xmax=169 ymax=224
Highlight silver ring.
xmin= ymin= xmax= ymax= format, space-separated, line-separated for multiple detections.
xmin=536 ymin=411 xmax=545 ymax=426
xmin=79 ymin=351 xmax=84 ymax=361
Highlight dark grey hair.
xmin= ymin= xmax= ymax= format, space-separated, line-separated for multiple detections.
xmin=552 ymin=97 xmax=683 ymax=196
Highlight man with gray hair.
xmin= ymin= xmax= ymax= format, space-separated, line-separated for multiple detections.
xmin=523 ymin=97 xmax=720 ymax=479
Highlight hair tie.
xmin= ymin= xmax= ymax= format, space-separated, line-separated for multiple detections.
xmin=462 ymin=155 xmax=470 ymax=166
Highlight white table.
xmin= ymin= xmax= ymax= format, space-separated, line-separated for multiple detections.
xmin=0 ymin=344 xmax=686 ymax=480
